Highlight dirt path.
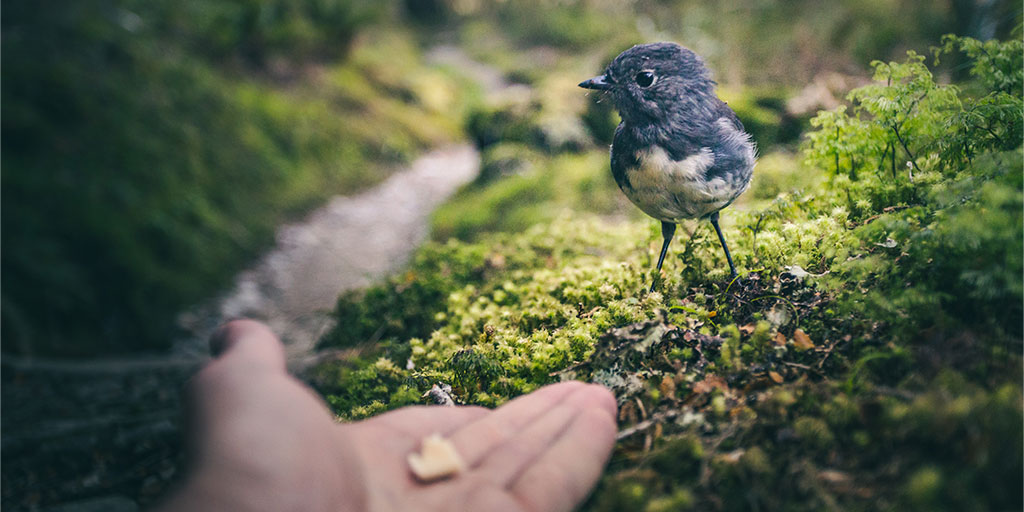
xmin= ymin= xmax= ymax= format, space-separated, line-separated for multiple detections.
xmin=174 ymin=144 xmax=480 ymax=364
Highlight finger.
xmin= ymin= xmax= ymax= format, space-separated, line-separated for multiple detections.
xmin=449 ymin=381 xmax=588 ymax=467
xmin=208 ymin=319 xmax=286 ymax=373
xmin=361 ymin=405 xmax=491 ymax=438
xmin=509 ymin=405 xmax=617 ymax=512
xmin=473 ymin=384 xmax=616 ymax=486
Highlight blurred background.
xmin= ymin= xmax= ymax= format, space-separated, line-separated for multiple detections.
xmin=1 ymin=0 xmax=1019 ymax=510
xmin=3 ymin=0 xmax=1018 ymax=358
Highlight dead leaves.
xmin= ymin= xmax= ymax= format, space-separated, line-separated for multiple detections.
xmin=766 ymin=328 xmax=815 ymax=350
xmin=692 ymin=374 xmax=729 ymax=395
xmin=772 ymin=332 xmax=788 ymax=347
xmin=793 ymin=329 xmax=816 ymax=350
xmin=659 ymin=375 xmax=676 ymax=399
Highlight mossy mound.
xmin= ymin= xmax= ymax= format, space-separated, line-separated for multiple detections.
xmin=313 ymin=36 xmax=1022 ymax=510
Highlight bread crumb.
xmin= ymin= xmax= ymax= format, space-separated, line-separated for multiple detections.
xmin=407 ymin=433 xmax=465 ymax=482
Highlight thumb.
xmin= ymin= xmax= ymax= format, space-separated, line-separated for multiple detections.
xmin=208 ymin=319 xmax=287 ymax=373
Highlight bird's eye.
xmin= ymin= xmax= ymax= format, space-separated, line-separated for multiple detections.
xmin=634 ymin=71 xmax=655 ymax=88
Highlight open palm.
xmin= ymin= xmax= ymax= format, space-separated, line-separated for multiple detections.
xmin=158 ymin=320 xmax=617 ymax=512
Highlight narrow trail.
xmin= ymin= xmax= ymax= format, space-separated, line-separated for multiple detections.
xmin=174 ymin=144 xmax=480 ymax=364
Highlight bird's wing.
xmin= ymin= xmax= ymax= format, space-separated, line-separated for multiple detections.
xmin=610 ymin=125 xmax=635 ymax=190
xmin=717 ymin=102 xmax=747 ymax=133
xmin=703 ymin=115 xmax=756 ymax=185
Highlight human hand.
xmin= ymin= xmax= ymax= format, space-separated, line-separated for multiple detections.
xmin=157 ymin=320 xmax=618 ymax=512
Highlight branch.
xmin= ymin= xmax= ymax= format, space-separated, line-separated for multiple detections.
xmin=891 ymin=123 xmax=922 ymax=175
xmin=616 ymin=409 xmax=682 ymax=440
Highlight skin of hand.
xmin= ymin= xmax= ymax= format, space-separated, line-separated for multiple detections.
xmin=156 ymin=320 xmax=619 ymax=512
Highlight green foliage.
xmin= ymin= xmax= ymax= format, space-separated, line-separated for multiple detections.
xmin=719 ymin=87 xmax=809 ymax=151
xmin=125 ymin=0 xmax=388 ymax=66
xmin=430 ymin=150 xmax=628 ymax=242
xmin=745 ymin=151 xmax=818 ymax=201
xmin=804 ymin=36 xmax=1023 ymax=349
xmin=804 ymin=50 xmax=960 ymax=188
xmin=1 ymin=1 xmax=464 ymax=354
xmin=936 ymin=34 xmax=1024 ymax=95
xmin=490 ymin=1 xmax=618 ymax=50
xmin=317 ymin=35 xmax=1023 ymax=510
xmin=932 ymin=35 xmax=1024 ymax=166
xmin=465 ymin=93 xmax=544 ymax=150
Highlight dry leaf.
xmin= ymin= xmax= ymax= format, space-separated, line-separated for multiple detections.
xmin=659 ymin=375 xmax=676 ymax=398
xmin=692 ymin=374 xmax=729 ymax=394
xmin=719 ymin=449 xmax=746 ymax=464
xmin=819 ymin=469 xmax=852 ymax=484
xmin=772 ymin=332 xmax=787 ymax=346
xmin=738 ymin=323 xmax=756 ymax=335
xmin=768 ymin=371 xmax=784 ymax=383
xmin=619 ymin=400 xmax=638 ymax=423
xmin=793 ymin=329 xmax=815 ymax=350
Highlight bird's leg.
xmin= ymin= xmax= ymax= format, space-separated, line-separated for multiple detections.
xmin=709 ymin=212 xmax=737 ymax=279
xmin=651 ymin=221 xmax=676 ymax=292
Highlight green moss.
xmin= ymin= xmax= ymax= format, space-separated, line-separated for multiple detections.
xmin=793 ymin=416 xmax=835 ymax=448
xmin=648 ymin=435 xmax=703 ymax=479
xmin=644 ymin=489 xmax=694 ymax=512
xmin=430 ymin=150 xmax=628 ymax=242
xmin=903 ymin=466 xmax=943 ymax=508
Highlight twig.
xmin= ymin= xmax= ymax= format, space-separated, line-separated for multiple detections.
xmin=891 ymin=123 xmax=922 ymax=174
xmin=781 ymin=361 xmax=812 ymax=370
xmin=860 ymin=205 xmax=911 ymax=225
xmin=816 ymin=338 xmax=842 ymax=369
xmin=699 ymin=423 xmax=739 ymax=487
xmin=872 ymin=385 xmax=916 ymax=401
xmin=616 ymin=409 xmax=682 ymax=440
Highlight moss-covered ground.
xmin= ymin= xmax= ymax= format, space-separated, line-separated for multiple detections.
xmin=313 ymin=36 xmax=1022 ymax=511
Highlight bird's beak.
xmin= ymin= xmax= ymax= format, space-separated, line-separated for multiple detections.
xmin=578 ymin=74 xmax=612 ymax=90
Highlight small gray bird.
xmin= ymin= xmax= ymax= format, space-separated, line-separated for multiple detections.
xmin=579 ymin=42 xmax=755 ymax=290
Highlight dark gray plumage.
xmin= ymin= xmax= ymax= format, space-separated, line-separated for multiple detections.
xmin=579 ymin=42 xmax=755 ymax=289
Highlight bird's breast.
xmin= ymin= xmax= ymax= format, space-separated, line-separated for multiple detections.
xmin=620 ymin=144 xmax=744 ymax=222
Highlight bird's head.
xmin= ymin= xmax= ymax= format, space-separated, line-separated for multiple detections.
xmin=579 ymin=42 xmax=716 ymax=126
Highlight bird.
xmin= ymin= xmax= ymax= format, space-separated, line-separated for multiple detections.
xmin=579 ymin=42 xmax=755 ymax=291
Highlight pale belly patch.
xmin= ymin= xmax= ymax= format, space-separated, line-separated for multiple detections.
xmin=622 ymin=145 xmax=743 ymax=222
